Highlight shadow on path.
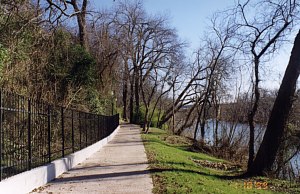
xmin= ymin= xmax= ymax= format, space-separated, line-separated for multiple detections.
xmin=70 ymin=162 xmax=149 ymax=172
xmin=52 ymin=169 xmax=151 ymax=183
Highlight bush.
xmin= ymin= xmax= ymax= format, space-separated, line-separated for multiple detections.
xmin=0 ymin=44 xmax=9 ymax=79
xmin=68 ymin=45 xmax=96 ymax=87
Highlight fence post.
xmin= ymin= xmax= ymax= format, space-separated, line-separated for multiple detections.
xmin=93 ymin=114 xmax=96 ymax=143
xmin=47 ymin=105 xmax=51 ymax=163
xmin=0 ymin=90 xmax=2 ymax=181
xmin=28 ymin=98 xmax=32 ymax=170
xmin=79 ymin=112 xmax=82 ymax=149
xmin=71 ymin=110 xmax=74 ymax=153
xmin=94 ymin=114 xmax=97 ymax=143
xmin=85 ymin=113 xmax=87 ymax=147
xmin=61 ymin=107 xmax=64 ymax=157
xmin=97 ymin=115 xmax=100 ymax=141
xmin=92 ymin=114 xmax=95 ymax=143
xmin=91 ymin=114 xmax=93 ymax=143
xmin=117 ymin=114 xmax=119 ymax=128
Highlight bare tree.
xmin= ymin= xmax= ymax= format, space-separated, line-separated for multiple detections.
xmin=247 ymin=30 xmax=300 ymax=176
xmin=112 ymin=1 xmax=186 ymax=125
xmin=158 ymin=62 xmax=204 ymax=130
xmin=43 ymin=0 xmax=89 ymax=49
xmin=111 ymin=0 xmax=145 ymax=123
xmin=231 ymin=0 xmax=296 ymax=169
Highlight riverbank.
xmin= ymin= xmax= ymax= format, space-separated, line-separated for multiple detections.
xmin=142 ymin=128 xmax=300 ymax=194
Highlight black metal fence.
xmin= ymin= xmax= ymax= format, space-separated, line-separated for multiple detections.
xmin=0 ymin=90 xmax=119 ymax=181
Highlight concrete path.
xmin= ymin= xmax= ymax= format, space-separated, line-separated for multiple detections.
xmin=30 ymin=124 xmax=153 ymax=194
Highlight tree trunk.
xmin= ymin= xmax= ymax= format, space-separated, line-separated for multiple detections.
xmin=247 ymin=57 xmax=260 ymax=170
xmin=122 ymin=83 xmax=128 ymax=120
xmin=142 ymin=106 xmax=149 ymax=132
xmin=214 ymin=104 xmax=220 ymax=146
xmin=157 ymin=100 xmax=162 ymax=128
xmin=122 ymin=60 xmax=129 ymax=121
xmin=129 ymin=73 xmax=134 ymax=123
xmin=194 ymin=112 xmax=201 ymax=141
xmin=134 ymin=66 xmax=140 ymax=123
xmin=200 ymin=118 xmax=205 ymax=140
xmin=77 ymin=13 xmax=87 ymax=48
xmin=172 ymin=85 xmax=175 ymax=134
xmin=247 ymin=30 xmax=300 ymax=176
xmin=70 ymin=0 xmax=88 ymax=49
xmin=200 ymin=107 xmax=208 ymax=140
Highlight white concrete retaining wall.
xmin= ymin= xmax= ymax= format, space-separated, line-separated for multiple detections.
xmin=0 ymin=125 xmax=120 ymax=194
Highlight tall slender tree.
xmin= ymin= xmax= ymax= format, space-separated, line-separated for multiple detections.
xmin=230 ymin=0 xmax=296 ymax=169
xmin=247 ymin=30 xmax=300 ymax=176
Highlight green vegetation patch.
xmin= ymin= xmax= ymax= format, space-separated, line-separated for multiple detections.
xmin=142 ymin=128 xmax=300 ymax=194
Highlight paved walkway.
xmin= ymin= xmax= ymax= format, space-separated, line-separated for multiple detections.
xmin=31 ymin=124 xmax=153 ymax=194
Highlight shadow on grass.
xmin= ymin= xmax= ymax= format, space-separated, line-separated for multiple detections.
xmin=148 ymin=160 xmax=246 ymax=181
xmin=144 ymin=131 xmax=168 ymax=136
xmin=143 ymin=134 xmax=246 ymax=180
xmin=143 ymin=138 xmax=190 ymax=151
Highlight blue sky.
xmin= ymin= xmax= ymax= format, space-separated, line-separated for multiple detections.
xmin=142 ymin=0 xmax=234 ymax=51
xmin=90 ymin=0 xmax=235 ymax=52
xmin=89 ymin=0 xmax=297 ymax=90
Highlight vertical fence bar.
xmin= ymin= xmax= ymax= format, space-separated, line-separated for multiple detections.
xmin=94 ymin=115 xmax=96 ymax=142
xmin=89 ymin=114 xmax=92 ymax=144
xmin=21 ymin=96 xmax=25 ymax=173
xmin=79 ymin=112 xmax=82 ymax=149
xmin=33 ymin=100 xmax=36 ymax=167
xmin=61 ymin=107 xmax=65 ymax=158
xmin=47 ymin=105 xmax=51 ymax=163
xmin=97 ymin=115 xmax=100 ymax=141
xmin=28 ymin=98 xmax=32 ymax=170
xmin=93 ymin=114 xmax=95 ymax=143
xmin=106 ymin=116 xmax=108 ymax=137
xmin=85 ymin=113 xmax=87 ymax=147
xmin=0 ymin=90 xmax=2 ymax=181
xmin=89 ymin=114 xmax=91 ymax=145
xmin=91 ymin=114 xmax=93 ymax=143
xmin=86 ymin=113 xmax=92 ymax=146
xmin=17 ymin=94 xmax=21 ymax=169
xmin=71 ymin=110 xmax=74 ymax=153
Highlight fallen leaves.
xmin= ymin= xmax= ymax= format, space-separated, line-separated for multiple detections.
xmin=191 ymin=158 xmax=242 ymax=171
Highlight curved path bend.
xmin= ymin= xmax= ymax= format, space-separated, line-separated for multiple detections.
xmin=31 ymin=124 xmax=153 ymax=194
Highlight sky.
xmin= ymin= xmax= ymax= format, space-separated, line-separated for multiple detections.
xmin=90 ymin=0 xmax=234 ymax=52
xmin=89 ymin=0 xmax=297 ymax=90
xmin=141 ymin=0 xmax=234 ymax=52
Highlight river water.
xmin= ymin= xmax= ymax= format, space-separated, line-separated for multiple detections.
xmin=182 ymin=119 xmax=265 ymax=151
xmin=182 ymin=119 xmax=299 ymax=177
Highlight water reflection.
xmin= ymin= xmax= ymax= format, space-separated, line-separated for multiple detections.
xmin=182 ymin=119 xmax=299 ymax=178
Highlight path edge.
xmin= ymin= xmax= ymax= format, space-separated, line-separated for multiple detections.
xmin=0 ymin=125 xmax=120 ymax=194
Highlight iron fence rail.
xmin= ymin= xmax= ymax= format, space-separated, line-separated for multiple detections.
xmin=0 ymin=90 xmax=119 ymax=181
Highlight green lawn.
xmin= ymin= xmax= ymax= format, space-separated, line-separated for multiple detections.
xmin=141 ymin=128 xmax=300 ymax=194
